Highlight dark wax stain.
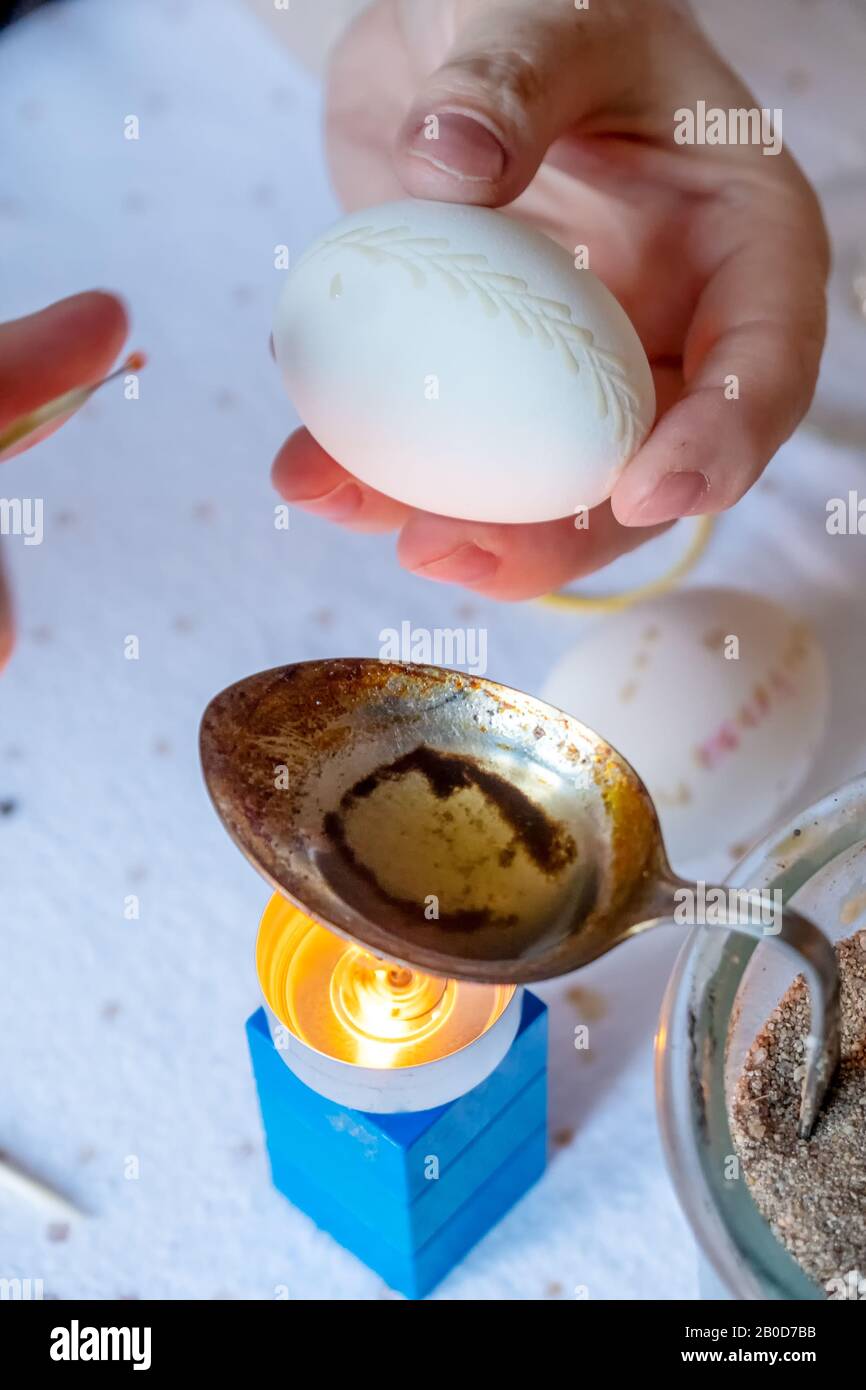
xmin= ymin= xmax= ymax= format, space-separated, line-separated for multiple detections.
xmin=346 ymin=745 xmax=575 ymax=875
xmin=323 ymin=744 xmax=577 ymax=931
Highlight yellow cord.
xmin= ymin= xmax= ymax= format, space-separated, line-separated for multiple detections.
xmin=540 ymin=514 xmax=716 ymax=614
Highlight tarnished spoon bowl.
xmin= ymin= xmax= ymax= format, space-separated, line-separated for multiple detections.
xmin=200 ymin=658 xmax=838 ymax=1134
xmin=200 ymin=658 xmax=669 ymax=980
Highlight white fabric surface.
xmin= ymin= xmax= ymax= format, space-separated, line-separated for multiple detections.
xmin=1 ymin=0 xmax=865 ymax=1301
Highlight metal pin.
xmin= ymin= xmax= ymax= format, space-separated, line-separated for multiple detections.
xmin=0 ymin=1149 xmax=85 ymax=1221
xmin=0 ymin=350 xmax=146 ymax=457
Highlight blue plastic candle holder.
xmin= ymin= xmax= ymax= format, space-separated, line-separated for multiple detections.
xmin=246 ymin=990 xmax=547 ymax=1298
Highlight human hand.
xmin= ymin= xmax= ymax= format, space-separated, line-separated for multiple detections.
xmin=0 ymin=292 xmax=128 ymax=668
xmin=272 ymin=0 xmax=828 ymax=600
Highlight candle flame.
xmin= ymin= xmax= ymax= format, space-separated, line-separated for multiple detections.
xmin=256 ymin=894 xmax=513 ymax=1069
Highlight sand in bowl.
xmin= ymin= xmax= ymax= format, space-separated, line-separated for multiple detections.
xmin=731 ymin=929 xmax=866 ymax=1296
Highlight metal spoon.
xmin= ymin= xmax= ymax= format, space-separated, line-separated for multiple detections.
xmin=200 ymin=658 xmax=839 ymax=1137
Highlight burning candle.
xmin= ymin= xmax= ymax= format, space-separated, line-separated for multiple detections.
xmin=256 ymin=893 xmax=520 ymax=1113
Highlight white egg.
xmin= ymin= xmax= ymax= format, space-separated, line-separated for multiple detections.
xmin=541 ymin=589 xmax=829 ymax=867
xmin=274 ymin=199 xmax=655 ymax=524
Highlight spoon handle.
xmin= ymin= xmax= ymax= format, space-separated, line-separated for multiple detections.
xmin=646 ymin=877 xmax=839 ymax=1139
xmin=773 ymin=901 xmax=841 ymax=1139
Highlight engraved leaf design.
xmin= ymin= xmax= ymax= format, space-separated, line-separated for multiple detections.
xmin=307 ymin=224 xmax=646 ymax=451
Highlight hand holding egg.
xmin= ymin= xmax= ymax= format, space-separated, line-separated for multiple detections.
xmin=272 ymin=0 xmax=828 ymax=599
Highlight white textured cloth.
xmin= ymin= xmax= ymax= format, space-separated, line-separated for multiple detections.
xmin=1 ymin=0 xmax=865 ymax=1301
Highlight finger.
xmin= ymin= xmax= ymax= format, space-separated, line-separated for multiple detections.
xmin=271 ymin=428 xmax=411 ymax=533
xmin=394 ymin=0 xmax=643 ymax=206
xmin=272 ymin=363 xmax=678 ymax=548
xmin=611 ymin=192 xmax=829 ymax=526
xmin=0 ymin=291 xmax=128 ymax=435
xmin=396 ymin=503 xmax=669 ymax=601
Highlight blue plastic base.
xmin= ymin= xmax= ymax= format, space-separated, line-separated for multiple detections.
xmin=246 ymin=991 xmax=547 ymax=1298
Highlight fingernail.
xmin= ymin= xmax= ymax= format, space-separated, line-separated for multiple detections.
xmin=280 ymin=477 xmax=363 ymax=519
xmin=407 ymin=112 xmax=506 ymax=182
xmin=410 ymin=543 xmax=499 ymax=584
xmin=632 ymin=471 xmax=709 ymax=524
xmin=309 ymin=482 xmax=363 ymax=521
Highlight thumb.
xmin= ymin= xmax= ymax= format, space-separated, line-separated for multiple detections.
xmin=394 ymin=0 xmax=642 ymax=205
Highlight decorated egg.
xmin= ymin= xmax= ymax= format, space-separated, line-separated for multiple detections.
xmin=273 ymin=199 xmax=655 ymax=524
xmin=541 ymin=589 xmax=829 ymax=866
